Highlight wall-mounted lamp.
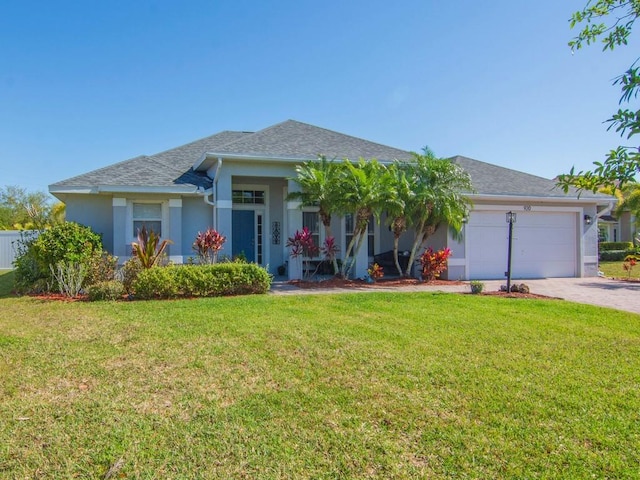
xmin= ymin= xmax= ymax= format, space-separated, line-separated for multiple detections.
xmin=584 ymin=214 xmax=592 ymax=226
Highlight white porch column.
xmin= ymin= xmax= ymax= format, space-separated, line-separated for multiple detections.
xmin=216 ymin=169 xmax=233 ymax=260
xmin=287 ymin=179 xmax=303 ymax=280
xmin=168 ymin=198 xmax=183 ymax=263
xmin=112 ymin=197 xmax=127 ymax=260
xmin=353 ymin=233 xmax=369 ymax=279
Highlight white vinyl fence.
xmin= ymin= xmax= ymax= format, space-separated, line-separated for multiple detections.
xmin=0 ymin=230 xmax=38 ymax=269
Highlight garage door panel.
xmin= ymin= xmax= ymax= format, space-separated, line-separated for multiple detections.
xmin=467 ymin=211 xmax=577 ymax=279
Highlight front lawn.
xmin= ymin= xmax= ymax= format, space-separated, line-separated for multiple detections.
xmin=1 ymin=275 xmax=639 ymax=478
xmin=599 ymin=260 xmax=640 ymax=280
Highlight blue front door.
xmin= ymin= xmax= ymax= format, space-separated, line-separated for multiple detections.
xmin=232 ymin=210 xmax=255 ymax=262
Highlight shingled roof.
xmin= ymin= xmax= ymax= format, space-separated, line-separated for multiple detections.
xmin=451 ymin=155 xmax=606 ymax=199
xmin=49 ymin=120 xmax=607 ymax=201
xmin=50 ymin=120 xmax=413 ymax=192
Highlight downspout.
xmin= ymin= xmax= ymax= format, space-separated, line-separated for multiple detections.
xmin=197 ymin=157 xmax=223 ymax=230
xmin=596 ymin=201 xmax=615 ymax=220
xmin=213 ymin=158 xmax=222 ymax=230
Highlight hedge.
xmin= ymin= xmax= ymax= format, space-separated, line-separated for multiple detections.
xmin=599 ymin=241 xmax=633 ymax=252
xmin=132 ymin=263 xmax=272 ymax=300
xmin=600 ymin=250 xmax=630 ymax=261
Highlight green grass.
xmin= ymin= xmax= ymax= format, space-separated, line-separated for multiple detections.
xmin=0 ymin=269 xmax=15 ymax=297
xmin=599 ymin=260 xmax=640 ymax=279
xmin=1 ymin=272 xmax=640 ymax=478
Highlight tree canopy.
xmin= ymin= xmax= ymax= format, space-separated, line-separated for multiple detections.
xmin=0 ymin=185 xmax=64 ymax=230
xmin=557 ymin=0 xmax=640 ymax=193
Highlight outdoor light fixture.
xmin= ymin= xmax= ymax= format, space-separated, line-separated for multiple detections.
xmin=584 ymin=214 xmax=592 ymax=225
xmin=505 ymin=211 xmax=517 ymax=292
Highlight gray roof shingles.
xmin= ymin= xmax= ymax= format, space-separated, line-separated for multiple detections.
xmin=50 ymin=120 xmax=606 ymax=201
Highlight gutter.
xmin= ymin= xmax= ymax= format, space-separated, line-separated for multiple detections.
xmin=197 ymin=157 xmax=223 ymax=230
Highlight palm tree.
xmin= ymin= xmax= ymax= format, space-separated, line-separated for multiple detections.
xmin=339 ymin=158 xmax=391 ymax=278
xmin=384 ymin=161 xmax=414 ymax=276
xmin=403 ymin=149 xmax=474 ymax=277
xmin=287 ymin=156 xmax=344 ymax=274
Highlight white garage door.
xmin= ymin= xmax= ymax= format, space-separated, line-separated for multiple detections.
xmin=466 ymin=211 xmax=577 ymax=279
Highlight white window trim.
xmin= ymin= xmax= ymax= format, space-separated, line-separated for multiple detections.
xmin=341 ymin=213 xmax=379 ymax=261
xmin=302 ymin=206 xmax=325 ymax=259
xmin=126 ymin=200 xmax=170 ymax=242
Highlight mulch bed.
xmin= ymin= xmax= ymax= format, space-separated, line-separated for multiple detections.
xmin=289 ymin=277 xmax=463 ymax=289
xmin=289 ymin=277 xmax=557 ymax=299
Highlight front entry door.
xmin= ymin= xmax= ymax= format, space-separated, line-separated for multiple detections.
xmin=232 ymin=210 xmax=255 ymax=262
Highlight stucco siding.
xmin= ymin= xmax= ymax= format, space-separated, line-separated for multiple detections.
xmin=181 ymin=197 xmax=212 ymax=259
xmin=65 ymin=195 xmax=114 ymax=252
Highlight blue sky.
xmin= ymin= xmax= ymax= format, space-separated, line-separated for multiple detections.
xmin=1 ymin=0 xmax=637 ymax=195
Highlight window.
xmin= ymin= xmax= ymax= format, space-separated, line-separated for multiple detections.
xmin=232 ymin=190 xmax=265 ymax=204
xmin=303 ymin=211 xmax=320 ymax=253
xmin=133 ymin=203 xmax=162 ymax=237
xmin=344 ymin=213 xmax=374 ymax=257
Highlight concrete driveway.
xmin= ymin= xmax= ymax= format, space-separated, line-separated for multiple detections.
xmin=480 ymin=277 xmax=640 ymax=315
xmin=271 ymin=277 xmax=640 ymax=315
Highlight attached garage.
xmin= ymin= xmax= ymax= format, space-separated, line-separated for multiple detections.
xmin=466 ymin=210 xmax=578 ymax=280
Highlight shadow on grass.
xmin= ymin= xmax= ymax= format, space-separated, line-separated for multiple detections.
xmin=0 ymin=270 xmax=16 ymax=298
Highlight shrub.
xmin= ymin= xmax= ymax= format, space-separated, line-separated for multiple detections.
xmin=599 ymin=241 xmax=633 ymax=252
xmin=133 ymin=267 xmax=178 ymax=300
xmin=367 ymin=263 xmax=384 ymax=281
xmin=420 ymin=247 xmax=452 ymax=281
xmin=470 ymin=280 xmax=484 ymax=294
xmin=84 ymin=251 xmax=118 ymax=287
xmin=119 ymin=258 xmax=143 ymax=294
xmin=87 ymin=280 xmax=125 ymax=301
xmin=132 ymin=263 xmax=272 ymax=300
xmin=49 ymin=261 xmax=86 ymax=297
xmin=600 ymin=250 xmax=629 ymax=261
xmin=13 ymin=222 xmax=102 ymax=292
xmin=131 ymin=225 xmax=172 ymax=268
xmin=193 ymin=227 xmax=226 ymax=264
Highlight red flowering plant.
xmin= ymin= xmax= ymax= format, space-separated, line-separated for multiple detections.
xmin=286 ymin=227 xmax=319 ymax=279
xmin=623 ymin=255 xmax=638 ymax=279
xmin=193 ymin=227 xmax=226 ymax=264
xmin=420 ymin=247 xmax=452 ymax=282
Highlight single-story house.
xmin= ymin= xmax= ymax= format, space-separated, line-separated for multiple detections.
xmin=49 ymin=120 xmax=613 ymax=280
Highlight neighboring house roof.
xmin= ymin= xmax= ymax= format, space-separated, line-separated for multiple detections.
xmin=49 ymin=119 xmax=610 ymax=203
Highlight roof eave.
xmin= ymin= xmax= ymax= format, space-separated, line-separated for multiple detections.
xmin=49 ymin=185 xmax=200 ymax=195
xmin=470 ymin=193 xmax=614 ymax=206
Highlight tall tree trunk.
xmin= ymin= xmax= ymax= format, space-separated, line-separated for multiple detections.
xmin=344 ymin=228 xmax=367 ymax=278
xmin=321 ymin=214 xmax=339 ymax=275
xmin=393 ymin=234 xmax=402 ymax=276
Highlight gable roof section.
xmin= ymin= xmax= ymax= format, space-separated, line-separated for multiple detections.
xmin=206 ymin=120 xmax=415 ymax=162
xmin=451 ymin=155 xmax=607 ymax=200
xmin=50 ymin=130 xmax=251 ymax=192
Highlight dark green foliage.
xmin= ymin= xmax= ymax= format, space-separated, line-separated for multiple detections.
xmin=599 ymin=241 xmax=634 ymax=251
xmin=599 ymin=250 xmax=631 ymax=261
xmin=132 ymin=263 xmax=272 ymax=300
xmin=86 ymin=280 xmax=125 ymax=301
xmin=133 ymin=267 xmax=178 ymax=299
xmin=12 ymin=222 xmax=103 ymax=294
xmin=13 ymin=222 xmax=102 ymax=292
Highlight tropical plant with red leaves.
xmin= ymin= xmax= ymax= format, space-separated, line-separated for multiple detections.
xmin=420 ymin=247 xmax=452 ymax=281
xmin=131 ymin=225 xmax=172 ymax=269
xmin=623 ymin=255 xmax=638 ymax=279
xmin=193 ymin=227 xmax=226 ymax=264
xmin=367 ymin=263 xmax=384 ymax=281
xmin=286 ymin=227 xmax=318 ymax=278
